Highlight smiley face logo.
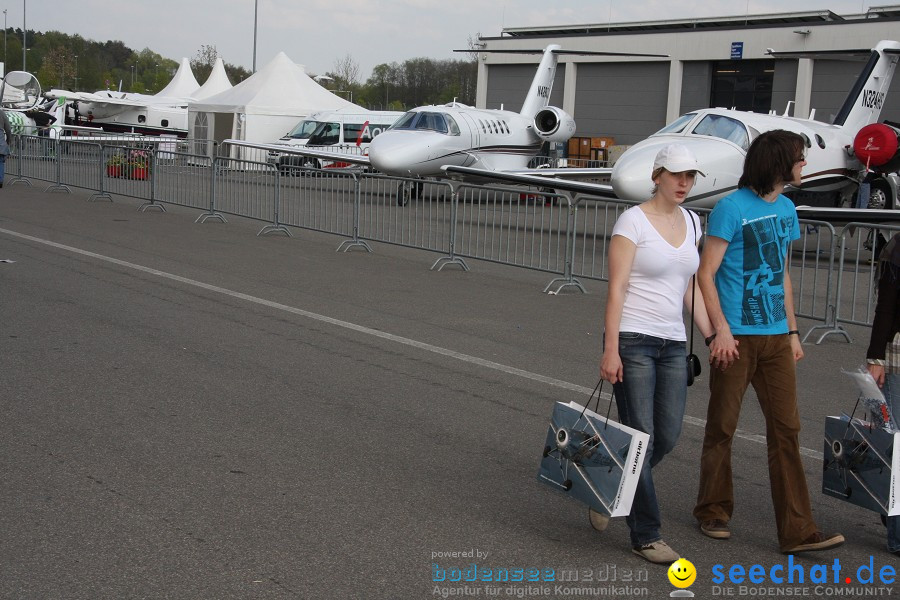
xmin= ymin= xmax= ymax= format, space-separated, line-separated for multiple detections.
xmin=668 ymin=558 xmax=696 ymax=588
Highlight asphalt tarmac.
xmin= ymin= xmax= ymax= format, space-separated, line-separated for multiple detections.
xmin=0 ymin=183 xmax=895 ymax=599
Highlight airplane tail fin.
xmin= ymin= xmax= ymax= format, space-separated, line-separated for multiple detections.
xmin=519 ymin=45 xmax=561 ymax=119
xmin=833 ymin=40 xmax=900 ymax=130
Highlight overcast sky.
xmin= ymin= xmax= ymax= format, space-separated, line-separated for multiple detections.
xmin=15 ymin=0 xmax=883 ymax=81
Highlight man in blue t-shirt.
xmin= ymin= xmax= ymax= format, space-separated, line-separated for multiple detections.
xmin=692 ymin=130 xmax=844 ymax=554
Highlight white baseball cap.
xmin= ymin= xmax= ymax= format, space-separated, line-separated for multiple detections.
xmin=652 ymin=144 xmax=706 ymax=176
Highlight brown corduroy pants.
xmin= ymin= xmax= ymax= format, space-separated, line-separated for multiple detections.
xmin=693 ymin=334 xmax=819 ymax=551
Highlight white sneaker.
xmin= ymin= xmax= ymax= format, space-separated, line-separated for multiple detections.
xmin=632 ymin=540 xmax=679 ymax=564
xmin=588 ymin=507 xmax=610 ymax=532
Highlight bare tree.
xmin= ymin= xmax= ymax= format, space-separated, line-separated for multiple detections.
xmin=330 ymin=53 xmax=360 ymax=88
xmin=466 ymin=32 xmax=483 ymax=63
xmin=191 ymin=44 xmax=218 ymax=83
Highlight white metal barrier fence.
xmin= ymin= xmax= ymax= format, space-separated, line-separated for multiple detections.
xmin=806 ymin=223 xmax=900 ymax=344
xmin=2 ymin=134 xmax=881 ymax=343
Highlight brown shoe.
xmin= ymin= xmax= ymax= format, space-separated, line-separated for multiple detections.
xmin=700 ymin=519 xmax=731 ymax=539
xmin=782 ymin=532 xmax=845 ymax=553
xmin=632 ymin=540 xmax=680 ymax=564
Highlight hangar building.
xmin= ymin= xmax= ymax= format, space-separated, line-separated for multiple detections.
xmin=475 ymin=6 xmax=900 ymax=151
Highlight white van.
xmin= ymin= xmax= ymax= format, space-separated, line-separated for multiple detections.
xmin=273 ymin=109 xmax=404 ymax=170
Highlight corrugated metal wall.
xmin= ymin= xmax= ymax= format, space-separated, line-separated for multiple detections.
xmin=484 ymin=64 xmax=566 ymax=112
xmin=572 ymin=62 xmax=669 ymax=145
xmin=809 ymin=59 xmax=900 ymax=125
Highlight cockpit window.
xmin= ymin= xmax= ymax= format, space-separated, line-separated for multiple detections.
xmin=391 ymin=112 xmax=417 ymax=130
xmin=653 ymin=113 xmax=698 ymax=136
xmin=446 ymin=115 xmax=460 ymax=135
xmin=690 ymin=114 xmax=749 ymax=150
xmin=416 ymin=112 xmax=448 ymax=133
xmin=388 ymin=111 xmax=456 ymax=135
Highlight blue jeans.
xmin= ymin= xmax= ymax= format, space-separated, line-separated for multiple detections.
xmin=884 ymin=373 xmax=900 ymax=553
xmin=612 ymin=332 xmax=687 ymax=546
xmin=0 ymin=154 xmax=6 ymax=183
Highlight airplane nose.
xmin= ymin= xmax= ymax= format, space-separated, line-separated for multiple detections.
xmin=369 ymin=134 xmax=416 ymax=177
xmin=611 ymin=143 xmax=666 ymax=201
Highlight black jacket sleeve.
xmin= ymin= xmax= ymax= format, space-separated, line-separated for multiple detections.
xmin=867 ymin=263 xmax=900 ymax=360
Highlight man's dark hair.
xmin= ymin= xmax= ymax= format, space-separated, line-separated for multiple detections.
xmin=738 ymin=129 xmax=806 ymax=197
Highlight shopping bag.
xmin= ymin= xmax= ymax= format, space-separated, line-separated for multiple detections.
xmin=537 ymin=400 xmax=650 ymax=518
xmin=823 ymin=415 xmax=900 ymax=516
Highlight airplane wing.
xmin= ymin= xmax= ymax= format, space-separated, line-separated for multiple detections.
xmin=794 ymin=206 xmax=900 ymax=224
xmin=443 ymin=165 xmax=618 ymax=199
xmin=223 ymin=139 xmax=372 ymax=167
xmin=506 ymin=166 xmax=613 ymax=180
xmin=766 ymin=47 xmax=900 ymax=60
xmin=75 ymin=92 xmax=149 ymax=108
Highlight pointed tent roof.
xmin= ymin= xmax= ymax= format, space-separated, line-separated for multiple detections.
xmin=156 ymin=58 xmax=200 ymax=99
xmin=192 ymin=58 xmax=233 ymax=100
xmin=189 ymin=51 xmax=358 ymax=116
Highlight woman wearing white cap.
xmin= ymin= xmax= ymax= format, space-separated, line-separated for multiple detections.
xmin=596 ymin=143 xmax=714 ymax=564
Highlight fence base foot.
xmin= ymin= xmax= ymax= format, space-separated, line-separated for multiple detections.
xmin=88 ymin=192 xmax=113 ymax=202
xmin=139 ymin=202 xmax=166 ymax=213
xmin=195 ymin=212 xmax=227 ymax=224
xmin=258 ymin=224 xmax=292 ymax=237
xmin=431 ymin=256 xmax=469 ymax=271
xmin=805 ymin=324 xmax=853 ymax=345
xmin=8 ymin=177 xmax=31 ymax=187
xmin=544 ymin=277 xmax=587 ymax=295
xmin=337 ymin=239 xmax=372 ymax=253
xmin=45 ymin=184 xmax=71 ymax=194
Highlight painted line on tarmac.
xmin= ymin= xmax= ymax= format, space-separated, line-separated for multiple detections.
xmin=2 ymin=227 xmax=823 ymax=460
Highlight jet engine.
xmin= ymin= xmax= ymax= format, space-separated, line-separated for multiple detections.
xmin=854 ymin=122 xmax=900 ymax=173
xmin=533 ymin=106 xmax=576 ymax=142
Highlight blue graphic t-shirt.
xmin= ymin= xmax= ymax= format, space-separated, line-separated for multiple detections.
xmin=707 ymin=187 xmax=800 ymax=335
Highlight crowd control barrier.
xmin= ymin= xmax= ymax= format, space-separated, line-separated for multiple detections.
xmin=4 ymin=134 xmax=889 ymax=344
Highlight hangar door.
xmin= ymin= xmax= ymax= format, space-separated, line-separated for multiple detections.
xmin=709 ymin=59 xmax=774 ymax=113
xmin=573 ymin=62 xmax=669 ymax=145
xmin=810 ymin=59 xmax=900 ymax=125
xmin=485 ymin=64 xmax=566 ymax=112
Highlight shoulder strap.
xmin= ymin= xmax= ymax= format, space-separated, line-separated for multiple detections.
xmin=686 ymin=209 xmax=698 ymax=354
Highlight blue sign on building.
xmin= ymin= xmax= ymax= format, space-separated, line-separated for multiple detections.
xmin=731 ymin=42 xmax=744 ymax=59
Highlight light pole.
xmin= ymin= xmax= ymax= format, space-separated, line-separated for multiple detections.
xmin=155 ymin=63 xmax=158 ymax=91
xmin=74 ymin=54 xmax=78 ymax=90
xmin=3 ymin=9 xmax=7 ymax=73
xmin=130 ymin=64 xmax=135 ymax=90
xmin=252 ymin=0 xmax=258 ymax=73
xmin=22 ymin=0 xmax=26 ymax=71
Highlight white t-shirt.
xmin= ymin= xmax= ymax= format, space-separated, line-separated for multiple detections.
xmin=611 ymin=206 xmax=701 ymax=341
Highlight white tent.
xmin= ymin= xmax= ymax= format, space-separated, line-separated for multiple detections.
xmin=192 ymin=58 xmax=232 ymax=100
xmin=187 ymin=51 xmax=358 ymax=156
xmin=156 ymin=58 xmax=200 ymax=99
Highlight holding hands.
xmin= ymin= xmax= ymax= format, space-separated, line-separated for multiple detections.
xmin=709 ymin=329 xmax=740 ymax=370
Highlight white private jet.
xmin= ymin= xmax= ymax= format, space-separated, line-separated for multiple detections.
xmin=225 ymin=45 xmax=665 ymax=203
xmin=609 ymin=40 xmax=900 ymax=208
xmin=446 ymin=40 xmax=900 ymax=212
xmin=46 ymin=58 xmax=224 ymax=137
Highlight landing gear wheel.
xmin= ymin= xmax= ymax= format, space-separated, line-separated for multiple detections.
xmin=868 ymin=179 xmax=893 ymax=210
xmin=396 ymin=181 xmax=424 ymax=206
xmin=396 ymin=183 xmax=411 ymax=206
